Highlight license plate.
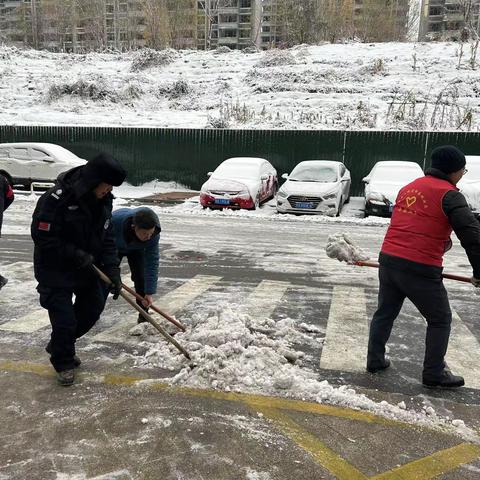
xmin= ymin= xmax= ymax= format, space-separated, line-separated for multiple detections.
xmin=297 ymin=202 xmax=314 ymax=209
xmin=215 ymin=198 xmax=230 ymax=205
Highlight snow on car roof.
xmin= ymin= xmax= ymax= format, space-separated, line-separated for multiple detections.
xmin=297 ymin=160 xmax=341 ymax=167
xmin=372 ymin=161 xmax=422 ymax=168
xmin=0 ymin=142 xmax=84 ymax=163
xmin=222 ymin=157 xmax=268 ymax=165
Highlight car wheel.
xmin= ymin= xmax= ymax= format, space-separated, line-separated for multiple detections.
xmin=252 ymin=195 xmax=260 ymax=210
xmin=345 ymin=192 xmax=350 ymax=204
xmin=271 ymin=183 xmax=278 ymax=200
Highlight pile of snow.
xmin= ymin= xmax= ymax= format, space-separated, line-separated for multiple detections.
xmin=325 ymin=232 xmax=371 ymax=263
xmin=131 ymin=302 xmax=480 ymax=443
xmin=114 ymin=180 xmax=193 ymax=199
xmin=0 ymin=42 xmax=479 ymax=130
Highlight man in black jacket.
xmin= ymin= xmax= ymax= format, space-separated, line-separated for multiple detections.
xmin=367 ymin=146 xmax=480 ymax=389
xmin=0 ymin=173 xmax=14 ymax=290
xmin=31 ymin=153 xmax=126 ymax=386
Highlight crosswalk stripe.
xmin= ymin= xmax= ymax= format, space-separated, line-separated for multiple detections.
xmin=320 ymin=286 xmax=368 ymax=372
xmin=93 ymin=275 xmax=222 ymax=343
xmin=446 ymin=310 xmax=480 ymax=390
xmin=0 ymin=309 xmax=50 ymax=333
xmin=245 ymin=280 xmax=290 ymax=320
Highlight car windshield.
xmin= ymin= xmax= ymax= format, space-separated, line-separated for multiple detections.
xmin=290 ymin=165 xmax=338 ymax=182
xmin=213 ymin=162 xmax=260 ymax=180
xmin=372 ymin=165 xmax=421 ymax=183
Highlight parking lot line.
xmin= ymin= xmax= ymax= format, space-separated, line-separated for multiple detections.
xmin=320 ymin=286 xmax=368 ymax=372
xmin=251 ymin=405 xmax=368 ymax=480
xmin=371 ymin=443 xmax=480 ymax=480
xmin=0 ymin=309 xmax=50 ymax=333
xmin=245 ymin=279 xmax=290 ymax=320
xmin=445 ymin=310 xmax=480 ymax=390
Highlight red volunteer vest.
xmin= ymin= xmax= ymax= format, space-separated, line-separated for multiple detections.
xmin=381 ymin=175 xmax=457 ymax=267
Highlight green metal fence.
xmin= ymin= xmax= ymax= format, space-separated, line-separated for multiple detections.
xmin=2 ymin=126 xmax=480 ymax=195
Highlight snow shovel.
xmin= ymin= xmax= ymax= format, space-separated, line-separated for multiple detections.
xmin=119 ymin=282 xmax=186 ymax=332
xmin=354 ymin=260 xmax=471 ymax=284
xmin=93 ymin=265 xmax=191 ymax=360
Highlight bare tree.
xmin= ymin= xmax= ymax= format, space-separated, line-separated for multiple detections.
xmin=166 ymin=0 xmax=197 ymax=49
xmin=197 ymin=0 xmax=220 ymax=50
xmin=140 ymin=0 xmax=170 ymax=49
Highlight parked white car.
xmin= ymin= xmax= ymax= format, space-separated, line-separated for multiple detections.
xmin=199 ymin=157 xmax=278 ymax=210
xmin=0 ymin=142 xmax=87 ymax=188
xmin=363 ymin=161 xmax=424 ymax=217
xmin=458 ymin=155 xmax=480 ymax=217
xmin=276 ymin=161 xmax=351 ymax=216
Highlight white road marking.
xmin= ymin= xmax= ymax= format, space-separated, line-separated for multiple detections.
xmin=93 ymin=275 xmax=222 ymax=343
xmin=446 ymin=310 xmax=480 ymax=390
xmin=0 ymin=310 xmax=50 ymax=333
xmin=245 ymin=280 xmax=290 ymax=320
xmin=320 ymin=286 xmax=368 ymax=372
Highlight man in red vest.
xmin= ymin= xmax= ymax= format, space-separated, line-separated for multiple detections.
xmin=367 ymin=145 xmax=480 ymax=389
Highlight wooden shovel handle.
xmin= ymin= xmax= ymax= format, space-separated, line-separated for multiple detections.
xmin=354 ymin=261 xmax=471 ymax=284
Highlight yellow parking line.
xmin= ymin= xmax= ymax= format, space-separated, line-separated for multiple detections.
xmin=371 ymin=443 xmax=480 ymax=480
xmin=0 ymin=359 xmax=403 ymax=427
xmin=251 ymin=405 xmax=368 ymax=480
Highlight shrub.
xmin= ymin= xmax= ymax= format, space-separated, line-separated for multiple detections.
xmin=130 ymin=48 xmax=176 ymax=72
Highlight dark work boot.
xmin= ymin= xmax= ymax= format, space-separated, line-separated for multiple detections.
xmin=0 ymin=275 xmax=8 ymax=290
xmin=137 ymin=311 xmax=149 ymax=324
xmin=56 ymin=369 xmax=75 ymax=386
xmin=46 ymin=344 xmax=81 ymax=368
xmin=366 ymin=357 xmax=391 ymax=374
xmin=422 ymin=370 xmax=465 ymax=389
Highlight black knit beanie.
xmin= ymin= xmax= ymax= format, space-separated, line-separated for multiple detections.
xmin=83 ymin=152 xmax=127 ymax=186
xmin=431 ymin=145 xmax=466 ymax=174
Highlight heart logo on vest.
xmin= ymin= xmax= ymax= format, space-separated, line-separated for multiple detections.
xmin=406 ymin=196 xmax=417 ymax=207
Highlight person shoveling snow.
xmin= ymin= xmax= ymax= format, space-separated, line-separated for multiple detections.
xmin=325 ymin=232 xmax=370 ymax=264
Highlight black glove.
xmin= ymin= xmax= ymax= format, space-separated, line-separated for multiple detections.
xmin=75 ymin=249 xmax=94 ymax=270
xmin=103 ymin=265 xmax=122 ymax=300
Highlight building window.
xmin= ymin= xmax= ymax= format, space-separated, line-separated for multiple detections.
xmin=428 ymin=23 xmax=441 ymax=32
xmin=240 ymin=0 xmax=251 ymax=7
xmin=429 ymin=6 xmax=442 ymax=16
xmin=219 ymin=14 xmax=238 ymax=23
xmin=220 ymin=28 xmax=237 ymax=38
xmin=239 ymin=15 xmax=250 ymax=23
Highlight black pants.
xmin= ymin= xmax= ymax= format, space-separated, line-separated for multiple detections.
xmin=367 ymin=265 xmax=452 ymax=380
xmin=39 ymin=280 xmax=107 ymax=372
xmin=119 ymin=250 xmax=147 ymax=312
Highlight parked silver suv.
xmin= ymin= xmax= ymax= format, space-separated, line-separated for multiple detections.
xmin=0 ymin=142 xmax=86 ymax=188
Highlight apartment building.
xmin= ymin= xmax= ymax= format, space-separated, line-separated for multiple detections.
xmin=352 ymin=0 xmax=411 ymax=41
xmin=197 ymin=0 xmax=263 ymax=50
xmin=419 ymin=0 xmax=480 ymax=40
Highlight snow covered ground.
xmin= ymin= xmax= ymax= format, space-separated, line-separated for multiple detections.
xmin=0 ymin=42 xmax=479 ymax=131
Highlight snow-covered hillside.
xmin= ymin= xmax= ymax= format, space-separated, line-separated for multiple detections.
xmin=0 ymin=42 xmax=478 ymax=131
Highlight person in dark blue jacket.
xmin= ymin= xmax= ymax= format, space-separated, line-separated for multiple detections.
xmin=111 ymin=207 xmax=160 ymax=321
xmin=0 ymin=173 xmax=14 ymax=290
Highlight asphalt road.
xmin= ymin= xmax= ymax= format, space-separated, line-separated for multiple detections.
xmin=1 ymin=211 xmax=479 ymax=412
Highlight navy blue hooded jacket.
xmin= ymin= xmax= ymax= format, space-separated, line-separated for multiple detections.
xmin=111 ymin=207 xmax=160 ymax=295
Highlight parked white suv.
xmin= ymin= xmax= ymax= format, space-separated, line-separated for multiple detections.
xmin=0 ymin=142 xmax=87 ymax=188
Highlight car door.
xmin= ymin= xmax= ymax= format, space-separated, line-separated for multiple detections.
xmin=29 ymin=147 xmax=57 ymax=182
xmin=10 ymin=146 xmax=31 ymax=184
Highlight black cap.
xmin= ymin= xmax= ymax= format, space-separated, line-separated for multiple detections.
xmin=431 ymin=145 xmax=466 ymax=174
xmin=83 ymin=153 xmax=127 ymax=186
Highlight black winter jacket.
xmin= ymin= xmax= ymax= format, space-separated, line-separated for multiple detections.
xmin=0 ymin=174 xmax=14 ymax=236
xmin=31 ymin=165 xmax=120 ymax=287
xmin=380 ymin=168 xmax=480 ymax=278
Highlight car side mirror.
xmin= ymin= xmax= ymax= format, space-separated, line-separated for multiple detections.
xmin=207 ymin=171 xmax=213 ymax=177
xmin=281 ymin=173 xmax=289 ymax=179
xmin=362 ymin=177 xmax=369 ymax=183
xmin=261 ymin=174 xmax=268 ymax=181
